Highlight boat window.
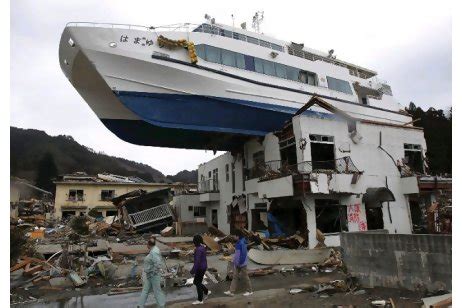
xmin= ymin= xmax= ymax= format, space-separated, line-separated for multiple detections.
xmin=247 ymin=36 xmax=259 ymax=45
xmin=195 ymin=44 xmax=205 ymax=59
xmin=194 ymin=44 xmax=317 ymax=86
xmin=275 ymin=63 xmax=287 ymax=79
xmin=254 ymin=58 xmax=264 ymax=74
xmin=244 ymin=55 xmax=255 ymax=71
xmin=327 ymin=76 xmax=353 ymax=94
xmin=236 ymin=53 xmax=246 ymax=69
xmin=205 ymin=45 xmax=221 ymax=63
xmin=307 ymin=73 xmax=316 ymax=86
xmin=192 ymin=24 xmax=203 ymax=32
xmin=271 ymin=43 xmax=284 ymax=52
xmin=221 ymin=49 xmax=236 ymax=67
xmin=299 ymin=71 xmax=317 ymax=85
xmin=263 ymin=60 xmax=276 ymax=76
xmin=233 ymin=32 xmax=246 ymax=41
xmin=211 ymin=26 xmax=220 ymax=35
xmin=223 ymin=30 xmax=233 ymax=38
xmin=202 ymin=24 xmax=212 ymax=34
xmin=259 ymin=40 xmax=271 ymax=48
xmin=286 ymin=66 xmax=300 ymax=81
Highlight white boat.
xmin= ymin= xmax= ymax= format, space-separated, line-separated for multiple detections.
xmin=59 ymin=20 xmax=411 ymax=150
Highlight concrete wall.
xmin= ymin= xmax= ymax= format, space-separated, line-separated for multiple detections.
xmin=173 ymin=194 xmax=201 ymax=222
xmin=340 ymin=233 xmax=452 ymax=291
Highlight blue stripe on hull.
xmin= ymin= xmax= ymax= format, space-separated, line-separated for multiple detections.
xmin=114 ymin=91 xmax=335 ymax=136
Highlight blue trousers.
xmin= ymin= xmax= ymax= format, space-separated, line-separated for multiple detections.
xmin=138 ymin=274 xmax=165 ymax=307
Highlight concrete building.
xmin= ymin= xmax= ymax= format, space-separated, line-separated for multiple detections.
xmin=54 ymin=172 xmax=195 ymax=219
xmin=178 ymin=97 xmax=432 ymax=248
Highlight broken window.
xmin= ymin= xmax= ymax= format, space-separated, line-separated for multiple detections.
xmin=310 ymin=135 xmax=335 ymax=170
xmin=251 ymin=208 xmax=268 ymax=232
xmin=212 ymin=168 xmax=219 ymax=191
xmin=106 ymin=210 xmax=118 ymax=217
xmin=212 ymin=209 xmax=218 ymax=228
xmin=280 ymin=136 xmax=297 ymax=167
xmin=231 ymin=163 xmax=236 ymax=193
xmin=365 ymin=207 xmax=384 ymax=230
xmin=404 ymin=144 xmax=423 ymax=173
xmin=315 ymin=199 xmax=348 ymax=233
xmin=193 ymin=206 xmax=206 ymax=217
xmin=62 ymin=211 xmax=76 ymax=218
xmin=101 ymin=190 xmax=115 ymax=201
xmin=68 ymin=189 xmax=84 ymax=201
xmin=251 ymin=151 xmax=265 ymax=178
xmin=242 ymin=155 xmax=246 ymax=191
xmin=409 ymin=197 xmax=426 ymax=233
xmin=253 ymin=151 xmax=264 ymax=167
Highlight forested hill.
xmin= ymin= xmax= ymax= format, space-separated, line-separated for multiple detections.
xmin=10 ymin=127 xmax=198 ymax=190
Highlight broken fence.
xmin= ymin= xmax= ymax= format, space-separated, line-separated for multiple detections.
xmin=255 ymin=156 xmax=360 ymax=178
xmin=128 ymin=203 xmax=173 ymax=228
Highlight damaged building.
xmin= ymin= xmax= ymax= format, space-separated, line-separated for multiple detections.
xmin=54 ymin=172 xmax=195 ymax=219
xmin=175 ymin=96 xmax=446 ymax=248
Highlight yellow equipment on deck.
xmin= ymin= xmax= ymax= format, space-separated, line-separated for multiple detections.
xmin=157 ymin=35 xmax=198 ymax=64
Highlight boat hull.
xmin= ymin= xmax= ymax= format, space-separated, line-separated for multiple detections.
xmin=59 ymin=25 xmax=411 ymax=150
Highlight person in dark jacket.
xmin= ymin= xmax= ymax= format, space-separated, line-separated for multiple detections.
xmin=190 ymin=234 xmax=210 ymax=305
xmin=224 ymin=229 xmax=253 ymax=297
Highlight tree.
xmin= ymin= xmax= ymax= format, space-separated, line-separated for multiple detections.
xmin=406 ymin=102 xmax=452 ymax=175
xmin=35 ymin=152 xmax=58 ymax=193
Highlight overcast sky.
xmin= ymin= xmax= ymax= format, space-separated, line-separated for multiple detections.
xmin=10 ymin=0 xmax=452 ymax=175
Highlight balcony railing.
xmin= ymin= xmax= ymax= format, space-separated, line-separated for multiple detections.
xmin=199 ymin=178 xmax=219 ymax=193
xmin=256 ymin=156 xmax=360 ymax=180
xmin=67 ymin=197 xmax=85 ymax=202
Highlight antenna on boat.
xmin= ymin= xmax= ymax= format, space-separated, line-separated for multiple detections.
xmin=252 ymin=11 xmax=264 ymax=33
xmin=231 ymin=14 xmax=235 ymax=28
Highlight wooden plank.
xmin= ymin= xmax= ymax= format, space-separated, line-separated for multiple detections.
xmin=23 ymin=264 xmax=43 ymax=277
xmin=202 ymin=235 xmax=220 ymax=252
xmin=10 ymin=259 xmax=32 ymax=272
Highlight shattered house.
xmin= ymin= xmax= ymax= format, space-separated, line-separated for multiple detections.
xmin=54 ymin=172 xmax=194 ymax=219
xmin=112 ymin=188 xmax=174 ymax=233
xmin=176 ymin=96 xmax=449 ymax=248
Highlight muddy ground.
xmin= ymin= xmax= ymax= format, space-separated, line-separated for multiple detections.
xmin=13 ymin=269 xmax=426 ymax=307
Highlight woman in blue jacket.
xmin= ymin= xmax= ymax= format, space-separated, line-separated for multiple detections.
xmin=224 ymin=229 xmax=253 ymax=297
xmin=190 ymin=234 xmax=211 ymax=305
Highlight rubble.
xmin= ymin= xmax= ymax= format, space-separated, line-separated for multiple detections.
xmin=10 ymin=201 xmax=415 ymax=307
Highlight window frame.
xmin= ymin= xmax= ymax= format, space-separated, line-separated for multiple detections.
xmin=193 ymin=206 xmax=207 ymax=217
xmin=101 ymin=189 xmax=115 ymax=201
xmin=326 ymin=76 xmax=353 ymax=95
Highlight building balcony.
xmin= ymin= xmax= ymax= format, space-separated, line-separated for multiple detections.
xmin=198 ymin=179 xmax=220 ymax=202
xmin=258 ymin=175 xmax=294 ymax=199
xmin=253 ymin=157 xmax=362 ymax=196
xmin=67 ymin=197 xmax=85 ymax=202
xmin=198 ymin=179 xmax=219 ymax=193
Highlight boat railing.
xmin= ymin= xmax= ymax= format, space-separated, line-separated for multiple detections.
xmin=65 ymin=22 xmax=201 ymax=33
